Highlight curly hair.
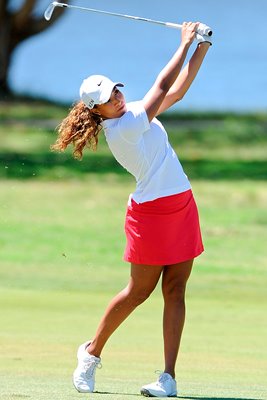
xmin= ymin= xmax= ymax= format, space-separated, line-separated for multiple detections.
xmin=51 ymin=101 xmax=102 ymax=160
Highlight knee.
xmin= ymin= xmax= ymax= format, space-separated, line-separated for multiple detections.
xmin=127 ymin=287 xmax=152 ymax=307
xmin=162 ymin=282 xmax=186 ymax=304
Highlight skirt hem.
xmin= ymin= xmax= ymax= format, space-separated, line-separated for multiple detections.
xmin=124 ymin=247 xmax=204 ymax=266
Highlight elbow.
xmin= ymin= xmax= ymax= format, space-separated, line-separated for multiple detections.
xmin=175 ymin=92 xmax=184 ymax=102
xmin=157 ymin=74 xmax=172 ymax=95
xmin=170 ymin=88 xmax=185 ymax=103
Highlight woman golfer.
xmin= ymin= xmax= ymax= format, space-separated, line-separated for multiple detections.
xmin=52 ymin=22 xmax=211 ymax=397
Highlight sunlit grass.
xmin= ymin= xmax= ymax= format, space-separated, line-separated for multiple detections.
xmin=0 ymin=101 xmax=267 ymax=399
xmin=1 ymin=178 xmax=267 ymax=399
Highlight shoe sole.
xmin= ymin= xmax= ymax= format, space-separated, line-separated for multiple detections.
xmin=140 ymin=388 xmax=177 ymax=397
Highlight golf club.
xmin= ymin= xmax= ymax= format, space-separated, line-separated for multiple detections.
xmin=44 ymin=2 xmax=212 ymax=36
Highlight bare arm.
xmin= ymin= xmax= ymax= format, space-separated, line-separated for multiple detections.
xmin=143 ymin=22 xmax=197 ymax=122
xmin=156 ymin=42 xmax=210 ymax=115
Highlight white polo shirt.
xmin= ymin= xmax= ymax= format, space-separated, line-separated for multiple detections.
xmin=102 ymin=101 xmax=191 ymax=204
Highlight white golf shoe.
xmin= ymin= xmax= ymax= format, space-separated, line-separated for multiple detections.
xmin=141 ymin=372 xmax=177 ymax=397
xmin=73 ymin=341 xmax=101 ymax=393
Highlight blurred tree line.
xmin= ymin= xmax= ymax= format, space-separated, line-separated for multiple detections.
xmin=0 ymin=0 xmax=68 ymax=97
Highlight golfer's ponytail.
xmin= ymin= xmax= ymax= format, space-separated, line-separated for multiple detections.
xmin=51 ymin=101 xmax=102 ymax=160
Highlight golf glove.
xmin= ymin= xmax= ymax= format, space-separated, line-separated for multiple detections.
xmin=195 ymin=33 xmax=212 ymax=46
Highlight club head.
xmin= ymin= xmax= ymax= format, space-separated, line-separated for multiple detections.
xmin=44 ymin=2 xmax=60 ymax=21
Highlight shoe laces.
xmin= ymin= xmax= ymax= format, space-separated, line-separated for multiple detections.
xmin=154 ymin=370 xmax=171 ymax=384
xmin=83 ymin=359 xmax=102 ymax=379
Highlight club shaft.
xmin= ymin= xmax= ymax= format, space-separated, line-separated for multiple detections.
xmin=52 ymin=2 xmax=183 ymax=29
xmin=45 ymin=2 xmax=212 ymax=36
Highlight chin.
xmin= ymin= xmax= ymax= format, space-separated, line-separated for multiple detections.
xmin=119 ymin=106 xmax=127 ymax=116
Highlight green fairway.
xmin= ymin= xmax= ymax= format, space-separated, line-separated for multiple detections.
xmin=1 ymin=178 xmax=267 ymax=400
xmin=0 ymin=101 xmax=267 ymax=399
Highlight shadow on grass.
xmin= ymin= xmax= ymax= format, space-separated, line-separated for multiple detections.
xmin=95 ymin=392 xmax=262 ymax=400
xmin=181 ymin=397 xmax=263 ymax=400
xmin=95 ymin=391 xmax=139 ymax=396
xmin=1 ymin=152 xmax=267 ymax=180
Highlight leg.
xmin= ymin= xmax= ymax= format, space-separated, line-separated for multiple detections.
xmin=161 ymin=259 xmax=194 ymax=378
xmin=88 ymin=263 xmax=163 ymax=357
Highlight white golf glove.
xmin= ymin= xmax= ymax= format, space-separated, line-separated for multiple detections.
xmin=195 ymin=33 xmax=212 ymax=46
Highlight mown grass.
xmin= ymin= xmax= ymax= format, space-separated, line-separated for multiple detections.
xmin=0 ymin=100 xmax=267 ymax=399
xmin=1 ymin=178 xmax=267 ymax=399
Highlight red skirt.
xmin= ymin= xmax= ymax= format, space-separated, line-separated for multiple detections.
xmin=124 ymin=189 xmax=204 ymax=265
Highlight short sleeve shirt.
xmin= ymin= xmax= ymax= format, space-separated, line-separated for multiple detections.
xmin=102 ymin=101 xmax=191 ymax=203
